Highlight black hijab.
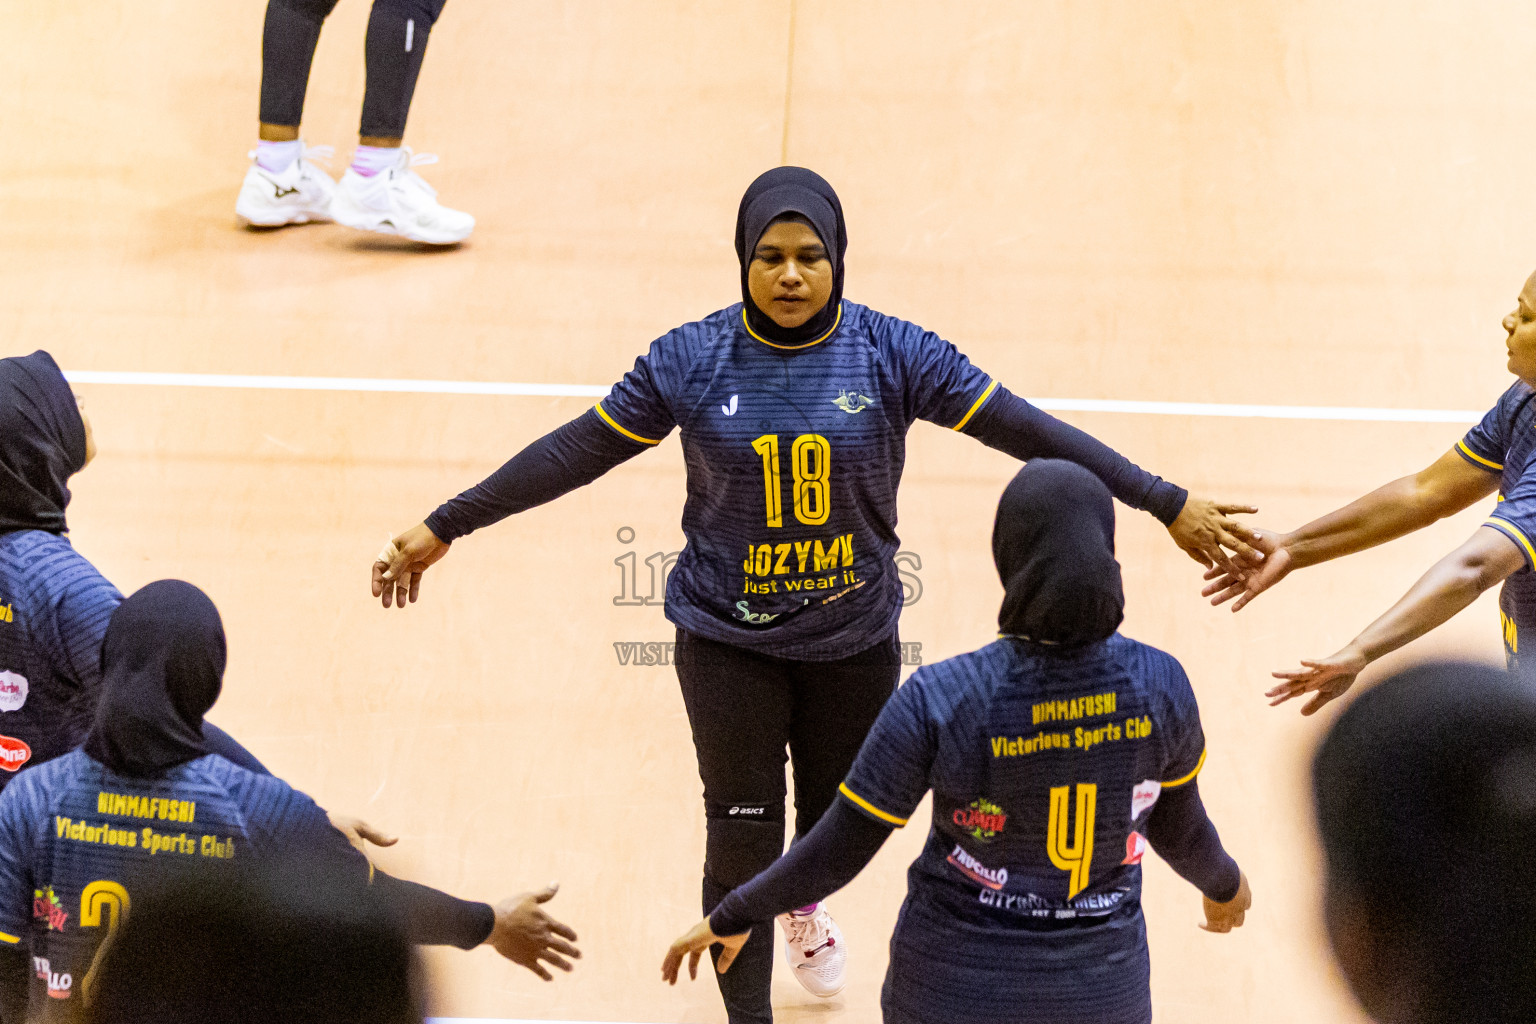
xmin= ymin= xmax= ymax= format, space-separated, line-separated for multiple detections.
xmin=0 ymin=350 xmax=87 ymax=535
xmin=993 ymin=460 xmax=1125 ymax=646
xmin=83 ymin=580 xmax=223 ymax=777
xmin=734 ymin=166 xmax=848 ymax=347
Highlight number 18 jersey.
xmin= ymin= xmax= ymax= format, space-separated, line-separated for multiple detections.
xmin=597 ymin=300 xmax=999 ymax=660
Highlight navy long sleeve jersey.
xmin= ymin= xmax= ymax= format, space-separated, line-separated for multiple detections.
xmin=840 ymin=634 xmax=1208 ymax=936
xmin=1456 ymin=380 xmax=1536 ymax=675
xmin=429 ymin=302 xmax=1185 ymax=660
xmin=0 ymin=532 xmax=121 ymax=779
xmin=0 ymin=750 xmax=372 ymax=1020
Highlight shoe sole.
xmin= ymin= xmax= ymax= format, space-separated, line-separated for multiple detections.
xmin=331 ymin=198 xmax=472 ymax=245
xmin=236 ymin=199 xmax=334 ymax=228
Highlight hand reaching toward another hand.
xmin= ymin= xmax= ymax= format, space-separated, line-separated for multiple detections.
xmin=1202 ymin=528 xmax=1291 ymax=612
xmin=326 ymin=813 xmax=399 ymax=855
xmin=1267 ymin=647 xmax=1367 ymax=716
xmin=371 ymin=523 xmax=451 ymax=609
xmin=487 ymin=885 xmax=581 ymax=980
xmin=1168 ymin=497 xmax=1260 ymax=577
xmin=661 ymin=917 xmax=751 ymax=984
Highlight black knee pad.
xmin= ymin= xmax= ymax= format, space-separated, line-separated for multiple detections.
xmin=370 ymin=0 xmax=447 ymax=29
xmin=268 ymin=0 xmax=342 ymax=25
xmin=704 ymin=802 xmax=785 ymax=890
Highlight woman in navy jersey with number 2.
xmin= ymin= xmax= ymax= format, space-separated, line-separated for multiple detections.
xmin=373 ymin=167 xmax=1258 ymax=1024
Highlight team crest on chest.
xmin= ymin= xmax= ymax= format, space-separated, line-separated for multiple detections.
xmin=832 ymin=389 xmax=873 ymax=414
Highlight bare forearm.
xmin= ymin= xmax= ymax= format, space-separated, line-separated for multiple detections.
xmin=1348 ymin=543 xmax=1514 ymax=664
xmin=1286 ymin=476 xmax=1441 ymax=569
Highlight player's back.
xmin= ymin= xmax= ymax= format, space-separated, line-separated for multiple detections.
xmin=898 ymin=634 xmax=1202 ymax=931
xmin=0 ymin=749 xmax=326 ymax=1021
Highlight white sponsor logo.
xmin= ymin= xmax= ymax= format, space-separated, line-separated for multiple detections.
xmin=946 ymin=844 xmax=1008 ymax=890
xmin=1131 ymin=780 xmax=1161 ymax=819
xmin=728 ymin=806 xmax=765 ymax=816
xmin=721 ymin=394 xmax=738 ymax=416
xmin=831 ymin=389 xmax=873 ymax=414
xmin=0 ymin=671 xmax=28 ymax=712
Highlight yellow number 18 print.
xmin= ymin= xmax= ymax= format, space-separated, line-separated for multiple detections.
xmin=753 ymin=434 xmax=832 ymax=527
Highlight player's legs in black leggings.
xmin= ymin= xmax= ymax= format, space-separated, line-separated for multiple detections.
xmin=258 ymin=0 xmax=448 ymax=141
xmin=676 ymin=628 xmax=902 ymax=1024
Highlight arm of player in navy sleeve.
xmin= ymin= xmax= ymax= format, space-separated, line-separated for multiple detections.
xmin=424 ymin=409 xmax=649 ymax=542
xmin=0 ymin=945 xmax=25 ymax=1024
xmin=49 ymin=565 xmax=122 ymax=694
xmin=964 ymin=387 xmax=1188 ymax=526
xmin=371 ymin=871 xmax=495 ymax=949
xmin=0 ymin=781 xmax=36 ymax=1023
xmin=255 ymin=779 xmax=494 ymax=948
xmin=709 ymin=799 xmax=890 ymax=935
xmin=1143 ymin=780 xmax=1240 ymax=903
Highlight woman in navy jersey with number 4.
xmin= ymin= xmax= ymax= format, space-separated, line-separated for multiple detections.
xmin=373 ymin=167 xmax=1258 ymax=1024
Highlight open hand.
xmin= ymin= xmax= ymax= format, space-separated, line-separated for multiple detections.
xmin=1168 ymin=497 xmax=1260 ymax=577
xmin=1267 ymin=647 xmax=1367 ymax=715
xmin=1202 ymin=528 xmax=1291 ymax=612
xmin=487 ymin=885 xmax=581 ymax=980
xmin=371 ymin=523 xmax=451 ymax=609
xmin=661 ymin=917 xmax=751 ymax=984
xmin=1200 ymin=872 xmax=1251 ymax=933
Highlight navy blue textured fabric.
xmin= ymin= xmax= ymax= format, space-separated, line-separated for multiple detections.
xmin=0 ymin=750 xmax=363 ymax=1019
xmin=1456 ymin=381 xmax=1536 ymax=676
xmin=833 ymin=633 xmax=1209 ymax=1024
xmin=0 ymin=533 xmax=122 ymax=780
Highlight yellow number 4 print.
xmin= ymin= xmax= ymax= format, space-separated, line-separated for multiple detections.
xmin=1048 ymin=784 xmax=1097 ymax=898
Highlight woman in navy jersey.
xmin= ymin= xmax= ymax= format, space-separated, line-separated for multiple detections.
xmin=0 ymin=352 xmax=261 ymax=783
xmin=662 ymin=461 xmax=1251 ymax=1024
xmin=373 ymin=167 xmax=1257 ymax=1023
xmin=1202 ymin=268 xmax=1536 ymax=712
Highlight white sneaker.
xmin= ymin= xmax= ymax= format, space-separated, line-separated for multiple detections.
xmin=235 ymin=145 xmax=336 ymax=227
xmin=778 ymin=905 xmax=846 ymax=998
xmin=331 ymin=148 xmax=474 ymax=245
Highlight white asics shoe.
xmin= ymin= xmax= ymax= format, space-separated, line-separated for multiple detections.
xmin=331 ymin=149 xmax=475 ymax=245
xmin=778 ymin=905 xmax=846 ymax=998
xmin=235 ymin=145 xmax=336 ymax=227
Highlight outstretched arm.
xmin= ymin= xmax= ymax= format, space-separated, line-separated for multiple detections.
xmin=1268 ymin=525 xmax=1524 ymax=714
xmin=1143 ymin=779 xmax=1250 ymax=932
xmin=1205 ymin=448 xmax=1499 ymax=612
xmin=965 ymin=388 xmax=1257 ymax=573
xmin=662 ymin=799 xmax=891 ymax=983
xmin=372 ymin=409 xmax=649 ymax=608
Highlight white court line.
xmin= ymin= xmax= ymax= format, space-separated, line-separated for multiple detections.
xmin=61 ymin=370 xmax=1484 ymax=424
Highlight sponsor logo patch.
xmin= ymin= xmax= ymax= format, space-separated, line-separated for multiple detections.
xmin=1131 ymin=780 xmax=1162 ymax=820
xmin=1122 ymin=831 xmax=1148 ymax=865
xmin=0 ymin=735 xmax=32 ymax=772
xmin=32 ymin=887 xmax=67 ymax=931
xmin=0 ymin=671 xmax=27 ymax=712
xmin=946 ymin=844 xmax=1008 ymax=890
xmin=831 ymin=389 xmax=873 ymax=414
xmin=727 ymin=805 xmax=765 ymax=817
xmin=33 ymin=957 xmax=71 ymax=999
xmin=952 ymin=798 xmax=1008 ymax=842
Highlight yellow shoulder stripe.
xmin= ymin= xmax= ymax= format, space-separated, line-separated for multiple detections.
xmin=0 ymin=931 xmax=19 ymax=945
xmin=1457 ymin=440 xmax=1503 ymax=471
xmin=594 ymin=402 xmax=662 ymax=446
xmin=1162 ymin=748 xmax=1207 ymax=788
xmin=1485 ymin=517 xmax=1536 ymax=567
xmin=951 ymin=379 xmax=1000 ymax=432
xmin=838 ymin=782 xmax=908 ymax=826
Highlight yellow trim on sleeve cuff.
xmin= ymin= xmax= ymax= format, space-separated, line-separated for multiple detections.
xmin=1162 ymin=749 xmax=1207 ymax=788
xmin=1457 ymin=440 xmax=1504 ymax=472
xmin=741 ymin=304 xmax=843 ymax=350
xmin=594 ymin=402 xmax=662 ymax=446
xmin=0 ymin=931 xmax=19 ymax=945
xmin=1485 ymin=517 xmax=1536 ymax=567
xmin=951 ymin=379 xmax=1000 ymax=432
xmin=838 ymin=782 xmax=908 ymax=826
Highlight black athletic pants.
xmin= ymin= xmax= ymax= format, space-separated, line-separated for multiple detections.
xmin=675 ymin=628 xmax=902 ymax=1024
xmin=259 ymin=0 xmax=449 ymax=139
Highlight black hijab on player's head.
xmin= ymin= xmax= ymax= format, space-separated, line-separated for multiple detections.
xmin=0 ymin=350 xmax=87 ymax=535
xmin=734 ymin=166 xmax=848 ymax=346
xmin=992 ymin=459 xmax=1125 ymax=647
xmin=1314 ymin=661 xmax=1536 ymax=1024
xmin=83 ymin=580 xmax=222 ymax=778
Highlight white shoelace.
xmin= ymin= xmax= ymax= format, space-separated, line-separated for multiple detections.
xmin=784 ymin=911 xmax=830 ymax=953
xmin=391 ymin=148 xmax=441 ymax=198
